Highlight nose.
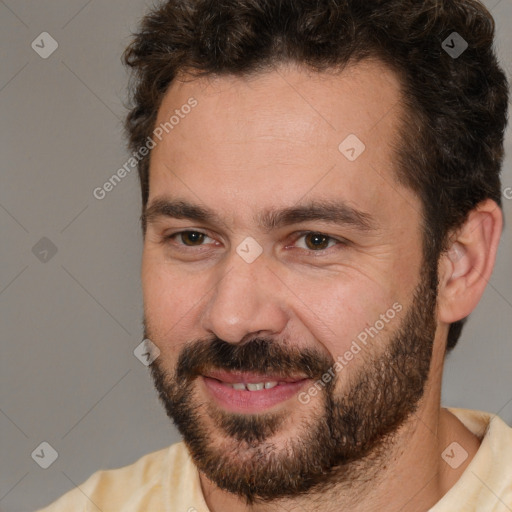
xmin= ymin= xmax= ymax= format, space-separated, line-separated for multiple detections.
xmin=200 ymin=250 xmax=289 ymax=344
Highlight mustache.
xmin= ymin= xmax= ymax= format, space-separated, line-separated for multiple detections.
xmin=172 ymin=337 xmax=335 ymax=382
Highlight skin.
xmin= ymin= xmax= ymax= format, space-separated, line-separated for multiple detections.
xmin=141 ymin=60 xmax=502 ymax=511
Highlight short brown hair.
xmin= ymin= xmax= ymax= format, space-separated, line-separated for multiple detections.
xmin=123 ymin=0 xmax=509 ymax=351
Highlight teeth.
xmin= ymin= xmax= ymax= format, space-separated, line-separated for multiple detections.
xmin=246 ymin=382 xmax=265 ymax=391
xmin=228 ymin=381 xmax=279 ymax=391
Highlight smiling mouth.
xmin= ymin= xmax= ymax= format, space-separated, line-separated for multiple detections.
xmin=201 ymin=370 xmax=310 ymax=413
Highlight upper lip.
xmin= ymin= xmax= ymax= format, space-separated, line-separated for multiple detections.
xmin=203 ymin=370 xmax=308 ymax=384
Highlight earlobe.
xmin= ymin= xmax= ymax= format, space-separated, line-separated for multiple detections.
xmin=437 ymin=199 xmax=503 ymax=324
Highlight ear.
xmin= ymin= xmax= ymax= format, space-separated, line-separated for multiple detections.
xmin=437 ymin=199 xmax=503 ymax=324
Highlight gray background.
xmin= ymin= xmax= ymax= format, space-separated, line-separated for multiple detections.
xmin=0 ymin=1 xmax=511 ymax=510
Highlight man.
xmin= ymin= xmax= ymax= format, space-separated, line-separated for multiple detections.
xmin=39 ymin=0 xmax=512 ymax=511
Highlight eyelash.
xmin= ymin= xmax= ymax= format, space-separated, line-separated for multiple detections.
xmin=162 ymin=230 xmax=346 ymax=255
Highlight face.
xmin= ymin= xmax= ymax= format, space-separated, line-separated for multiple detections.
xmin=142 ymin=61 xmax=439 ymax=503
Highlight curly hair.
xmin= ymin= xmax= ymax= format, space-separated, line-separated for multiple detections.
xmin=123 ymin=0 xmax=509 ymax=352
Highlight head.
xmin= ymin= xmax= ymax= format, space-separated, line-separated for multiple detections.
xmin=124 ymin=0 xmax=508 ymax=505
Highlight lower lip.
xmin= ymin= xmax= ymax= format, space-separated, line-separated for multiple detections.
xmin=202 ymin=377 xmax=309 ymax=413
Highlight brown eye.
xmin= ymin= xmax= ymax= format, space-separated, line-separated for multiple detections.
xmin=303 ymin=233 xmax=332 ymax=251
xmin=179 ymin=231 xmax=206 ymax=246
xmin=161 ymin=230 xmax=218 ymax=255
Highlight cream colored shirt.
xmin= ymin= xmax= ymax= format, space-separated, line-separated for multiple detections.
xmin=37 ymin=408 xmax=512 ymax=512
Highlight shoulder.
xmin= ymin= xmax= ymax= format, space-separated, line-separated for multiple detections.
xmin=36 ymin=442 xmax=192 ymax=512
xmin=432 ymin=408 xmax=512 ymax=511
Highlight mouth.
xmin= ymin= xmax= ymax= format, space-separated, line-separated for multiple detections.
xmin=201 ymin=370 xmax=310 ymax=413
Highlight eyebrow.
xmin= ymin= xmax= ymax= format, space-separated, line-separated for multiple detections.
xmin=142 ymin=197 xmax=377 ymax=233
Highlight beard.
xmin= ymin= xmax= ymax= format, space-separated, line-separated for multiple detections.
xmin=145 ymin=262 xmax=438 ymax=505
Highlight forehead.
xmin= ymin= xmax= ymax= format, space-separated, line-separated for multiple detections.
xmin=147 ymin=60 xmax=419 ymax=231
xmin=155 ymin=59 xmax=403 ymax=145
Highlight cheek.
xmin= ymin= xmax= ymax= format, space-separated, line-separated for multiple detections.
xmin=289 ymin=273 xmax=402 ymax=360
xmin=141 ymin=256 xmax=206 ymax=356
